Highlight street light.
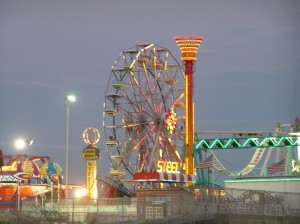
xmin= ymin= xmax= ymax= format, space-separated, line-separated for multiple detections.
xmin=64 ymin=94 xmax=76 ymax=199
xmin=14 ymin=137 xmax=33 ymax=211
xmin=14 ymin=138 xmax=33 ymax=156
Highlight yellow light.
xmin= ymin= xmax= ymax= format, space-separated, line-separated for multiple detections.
xmin=174 ymin=36 xmax=204 ymax=61
xmin=130 ymin=60 xmax=136 ymax=69
xmin=75 ymin=188 xmax=87 ymax=198
xmin=185 ymin=77 xmax=189 ymax=142
xmin=165 ymin=108 xmax=177 ymax=134
xmin=93 ymin=188 xmax=98 ymax=199
xmin=144 ymin=44 xmax=154 ymax=49
xmin=75 ymin=190 xmax=82 ymax=198
xmin=157 ymin=160 xmax=180 ymax=174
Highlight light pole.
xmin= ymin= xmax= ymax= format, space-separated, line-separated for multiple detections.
xmin=64 ymin=94 xmax=76 ymax=199
xmin=14 ymin=137 xmax=33 ymax=211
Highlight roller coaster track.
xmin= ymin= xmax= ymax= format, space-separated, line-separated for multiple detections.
xmin=211 ymin=148 xmax=266 ymax=177
xmin=195 ymin=135 xmax=298 ymax=150
xmin=194 ymin=134 xmax=299 ymax=178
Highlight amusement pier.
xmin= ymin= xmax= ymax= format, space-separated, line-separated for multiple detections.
xmin=1 ymin=36 xmax=299 ymax=224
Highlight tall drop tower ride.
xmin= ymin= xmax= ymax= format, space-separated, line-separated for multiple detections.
xmin=174 ymin=36 xmax=204 ymax=178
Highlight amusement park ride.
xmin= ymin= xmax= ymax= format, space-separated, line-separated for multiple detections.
xmin=1 ymin=36 xmax=299 ymax=206
xmin=0 ymin=152 xmax=63 ymax=209
xmin=100 ymin=36 xmax=300 ymax=197
xmin=194 ymin=119 xmax=299 ymax=184
xmin=102 ymin=36 xmax=204 ymax=196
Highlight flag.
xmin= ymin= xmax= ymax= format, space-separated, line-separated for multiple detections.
xmin=267 ymin=159 xmax=285 ymax=174
xmin=195 ymin=154 xmax=213 ymax=169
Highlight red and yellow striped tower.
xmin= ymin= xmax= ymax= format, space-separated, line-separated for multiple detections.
xmin=174 ymin=36 xmax=204 ymax=182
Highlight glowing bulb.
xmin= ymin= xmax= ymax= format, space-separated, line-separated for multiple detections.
xmin=15 ymin=139 xmax=26 ymax=150
xmin=75 ymin=188 xmax=87 ymax=198
xmin=66 ymin=95 xmax=76 ymax=102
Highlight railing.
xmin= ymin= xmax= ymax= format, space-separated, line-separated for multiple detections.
xmin=0 ymin=187 xmax=299 ymax=223
xmin=195 ymin=186 xmax=300 ymax=217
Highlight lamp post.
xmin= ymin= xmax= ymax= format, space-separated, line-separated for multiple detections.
xmin=14 ymin=137 xmax=33 ymax=211
xmin=64 ymin=94 xmax=76 ymax=199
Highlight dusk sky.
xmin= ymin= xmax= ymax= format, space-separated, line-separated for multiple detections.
xmin=1 ymin=1 xmax=300 ymax=185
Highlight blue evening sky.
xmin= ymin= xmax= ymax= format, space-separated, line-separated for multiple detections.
xmin=0 ymin=0 xmax=299 ymax=184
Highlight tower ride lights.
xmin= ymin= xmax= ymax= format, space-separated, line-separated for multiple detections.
xmin=174 ymin=36 xmax=204 ymax=180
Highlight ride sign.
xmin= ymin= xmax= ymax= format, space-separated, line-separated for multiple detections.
xmin=157 ymin=160 xmax=180 ymax=174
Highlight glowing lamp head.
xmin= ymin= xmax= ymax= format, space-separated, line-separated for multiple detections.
xmin=65 ymin=94 xmax=76 ymax=102
xmin=64 ymin=94 xmax=76 ymax=107
xmin=15 ymin=139 xmax=26 ymax=150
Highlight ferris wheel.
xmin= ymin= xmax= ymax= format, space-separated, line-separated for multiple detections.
xmin=103 ymin=44 xmax=185 ymax=180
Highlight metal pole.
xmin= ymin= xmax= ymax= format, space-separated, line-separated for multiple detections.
xmin=17 ymin=181 xmax=20 ymax=211
xmin=212 ymin=164 xmax=214 ymax=214
xmin=57 ymin=178 xmax=60 ymax=204
xmin=65 ymin=104 xmax=70 ymax=199
xmin=298 ymin=137 xmax=300 ymax=175
xmin=72 ymin=198 xmax=75 ymax=223
xmin=96 ymin=197 xmax=99 ymax=223
xmin=51 ymin=181 xmax=54 ymax=210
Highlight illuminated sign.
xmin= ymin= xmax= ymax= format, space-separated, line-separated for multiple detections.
xmin=157 ymin=160 xmax=180 ymax=174
xmin=83 ymin=127 xmax=100 ymax=145
xmin=86 ymin=160 xmax=97 ymax=198
xmin=83 ymin=148 xmax=100 ymax=160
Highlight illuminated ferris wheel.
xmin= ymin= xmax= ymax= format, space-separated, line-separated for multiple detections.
xmin=103 ymin=44 xmax=185 ymax=180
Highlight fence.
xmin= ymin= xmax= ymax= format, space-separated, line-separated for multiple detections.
xmin=0 ymin=186 xmax=299 ymax=223
xmin=195 ymin=185 xmax=300 ymax=216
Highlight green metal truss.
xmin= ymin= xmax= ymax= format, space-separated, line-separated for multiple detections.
xmin=195 ymin=135 xmax=299 ymax=151
xmin=192 ymin=134 xmax=300 ymax=185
